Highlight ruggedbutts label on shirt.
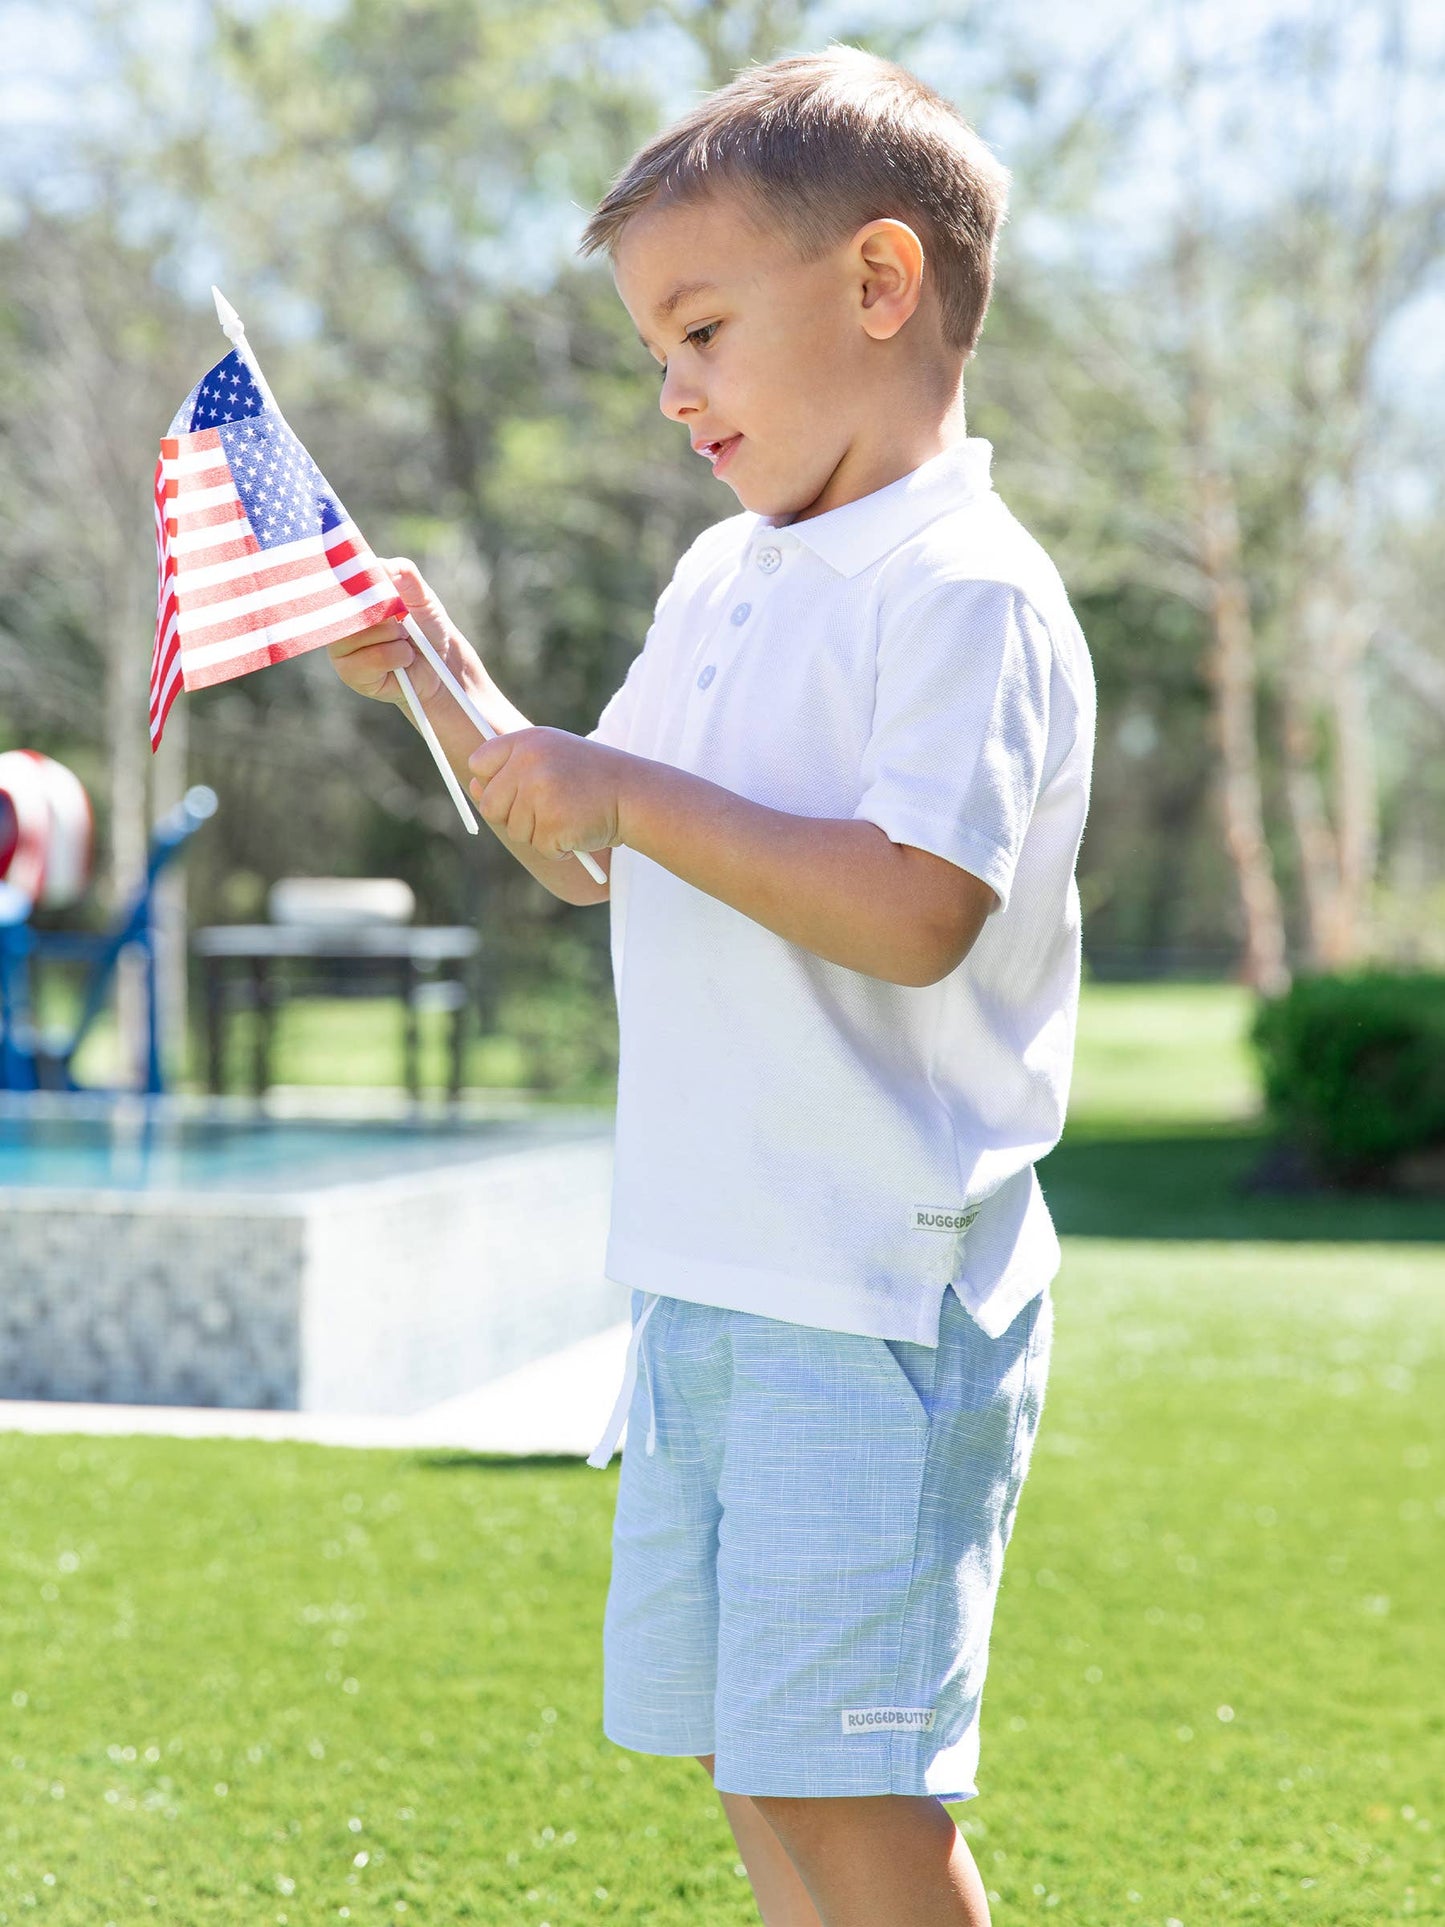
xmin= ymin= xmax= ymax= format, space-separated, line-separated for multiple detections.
xmin=841 ymin=1707 xmax=937 ymax=1733
xmin=911 ymin=1204 xmax=982 ymax=1234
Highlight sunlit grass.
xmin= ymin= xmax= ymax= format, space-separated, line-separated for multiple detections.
xmin=1068 ymin=980 xmax=1260 ymax=1130
xmin=207 ymin=999 xmax=531 ymax=1097
xmin=4 ymin=983 xmax=1442 ymax=1922
xmin=59 ymin=997 xmax=529 ymax=1098
xmin=2 ymin=1240 xmax=1441 ymax=1925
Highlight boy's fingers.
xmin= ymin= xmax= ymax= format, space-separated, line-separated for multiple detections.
xmin=381 ymin=557 xmax=434 ymax=614
xmin=471 ymin=767 xmax=514 ymax=827
xmin=330 ymin=617 xmax=404 ymax=659
xmin=468 ymin=735 xmax=512 ymax=783
xmin=331 ymin=635 xmax=417 ymax=699
xmin=379 ymin=555 xmax=459 ymax=655
xmin=337 ymin=638 xmax=412 ymax=675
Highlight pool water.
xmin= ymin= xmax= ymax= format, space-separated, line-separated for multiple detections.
xmin=0 ymin=1112 xmax=531 ymax=1194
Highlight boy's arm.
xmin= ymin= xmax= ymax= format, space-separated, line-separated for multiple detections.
xmin=330 ymin=568 xmax=967 ymax=959
xmin=466 ymin=728 xmax=996 ymax=987
xmin=463 ymin=578 xmax=1053 ymax=985
xmin=333 ymin=568 xmax=1019 ymax=978
xmin=620 ymin=760 xmax=995 ymax=986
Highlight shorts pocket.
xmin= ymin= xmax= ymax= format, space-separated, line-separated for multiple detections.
xmin=998 ymin=1290 xmax=1052 ymax=1546
xmin=879 ymin=1330 xmax=940 ymax=1427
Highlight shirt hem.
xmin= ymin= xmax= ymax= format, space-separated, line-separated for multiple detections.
xmin=954 ymin=1179 xmax=1062 ymax=1338
xmin=956 ymin=1252 xmax=1058 ymax=1339
xmin=604 ymin=1238 xmax=949 ymax=1348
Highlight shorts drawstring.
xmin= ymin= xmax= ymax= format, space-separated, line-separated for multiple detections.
xmin=638 ymin=1310 xmax=659 ymax=1456
xmin=586 ymin=1291 xmax=661 ymax=1469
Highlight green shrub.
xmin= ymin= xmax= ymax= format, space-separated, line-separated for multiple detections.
xmin=1250 ymin=971 xmax=1445 ymax=1176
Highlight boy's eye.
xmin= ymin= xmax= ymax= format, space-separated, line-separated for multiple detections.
xmin=654 ymin=322 xmax=721 ymax=378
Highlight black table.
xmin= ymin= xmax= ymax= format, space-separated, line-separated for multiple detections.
xmin=194 ymin=925 xmax=480 ymax=1099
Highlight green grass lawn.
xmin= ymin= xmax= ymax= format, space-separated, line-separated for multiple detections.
xmin=62 ymin=995 xmax=536 ymax=1100
xmin=2 ymin=984 xmax=1442 ymax=1924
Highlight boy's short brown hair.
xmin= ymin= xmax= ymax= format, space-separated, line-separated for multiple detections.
xmin=579 ymin=45 xmax=1010 ymax=358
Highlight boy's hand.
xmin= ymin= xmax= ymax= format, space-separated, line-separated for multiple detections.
xmin=468 ymin=729 xmax=627 ymax=860
xmin=328 ymin=558 xmax=480 ymax=708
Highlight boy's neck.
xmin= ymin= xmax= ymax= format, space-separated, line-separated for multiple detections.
xmin=784 ymin=384 xmax=970 ymax=526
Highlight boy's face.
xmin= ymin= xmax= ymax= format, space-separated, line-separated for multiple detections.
xmin=613 ymin=190 xmax=888 ymax=524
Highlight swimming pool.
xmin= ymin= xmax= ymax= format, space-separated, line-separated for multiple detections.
xmin=0 ymin=1109 xmax=535 ymax=1193
xmin=0 ymin=1101 xmax=620 ymax=1415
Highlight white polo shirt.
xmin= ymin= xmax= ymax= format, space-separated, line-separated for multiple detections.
xmin=587 ymin=438 xmax=1095 ymax=1346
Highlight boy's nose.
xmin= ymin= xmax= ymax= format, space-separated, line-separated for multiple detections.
xmin=658 ymin=364 xmax=701 ymax=424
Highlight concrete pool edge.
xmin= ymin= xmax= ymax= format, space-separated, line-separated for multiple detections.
xmin=1 ymin=1112 xmax=622 ymax=1416
xmin=0 ymin=1318 xmax=635 ymax=1456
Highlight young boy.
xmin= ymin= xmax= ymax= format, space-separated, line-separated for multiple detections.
xmin=332 ymin=46 xmax=1094 ymax=1927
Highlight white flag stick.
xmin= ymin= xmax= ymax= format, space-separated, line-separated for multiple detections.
xmin=211 ymin=287 xmax=607 ymax=884
xmin=394 ymin=664 xmax=478 ymax=834
xmin=384 ymin=608 xmax=608 ymax=889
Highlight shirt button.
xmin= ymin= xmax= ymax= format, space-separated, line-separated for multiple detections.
xmin=697 ymin=663 xmax=717 ymax=690
xmin=730 ymin=602 xmax=751 ymax=626
xmin=755 ymin=546 xmax=782 ymax=574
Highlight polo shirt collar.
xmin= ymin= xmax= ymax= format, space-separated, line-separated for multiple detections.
xmin=753 ymin=437 xmax=994 ymax=579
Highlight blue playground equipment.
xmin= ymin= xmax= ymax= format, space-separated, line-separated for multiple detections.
xmin=0 ymin=763 xmax=217 ymax=1096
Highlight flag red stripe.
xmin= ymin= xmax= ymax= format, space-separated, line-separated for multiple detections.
xmin=149 ymin=648 xmax=182 ymax=730
xmin=149 ymin=674 xmax=181 ymax=748
xmin=180 ymin=600 xmax=402 ymax=690
xmin=176 ymin=577 xmax=390 ymax=648
xmin=173 ymin=497 xmax=249 ymax=536
xmin=150 ymin=452 xmax=178 ymax=750
xmin=174 ymin=541 xmax=389 ymax=616
xmin=171 ymin=462 xmax=229 ymax=494
xmin=161 ymin=429 xmax=222 ymax=458
xmin=166 ymin=527 xmax=262 ymax=569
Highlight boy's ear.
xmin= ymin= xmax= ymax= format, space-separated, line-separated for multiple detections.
xmin=852 ymin=219 xmax=926 ymax=341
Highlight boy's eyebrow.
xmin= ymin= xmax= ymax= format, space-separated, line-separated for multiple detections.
xmin=654 ymin=278 xmax=719 ymax=321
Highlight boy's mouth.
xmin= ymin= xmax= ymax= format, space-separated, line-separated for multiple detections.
xmin=695 ymin=434 xmax=742 ymax=475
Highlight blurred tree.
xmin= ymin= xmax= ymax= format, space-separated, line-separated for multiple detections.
xmin=1 ymin=0 xmax=1441 ymax=1087
xmin=973 ymin=0 xmax=1444 ymax=984
xmin=1172 ymin=27 xmax=1288 ymax=994
xmin=1252 ymin=2 xmax=1442 ymax=970
xmin=0 ymin=214 xmax=193 ymax=1073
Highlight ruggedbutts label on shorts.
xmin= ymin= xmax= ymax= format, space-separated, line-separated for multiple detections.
xmin=841 ymin=1707 xmax=937 ymax=1733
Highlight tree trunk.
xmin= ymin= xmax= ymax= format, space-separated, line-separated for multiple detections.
xmin=1188 ymin=445 xmax=1290 ymax=995
xmin=1281 ymin=574 xmax=1378 ymax=970
xmin=1170 ymin=19 xmax=1290 ymax=997
xmin=1169 ymin=18 xmax=1292 ymax=995
xmin=105 ymin=578 xmax=152 ymax=1087
xmin=1325 ymin=595 xmax=1379 ymax=964
xmin=1279 ymin=658 xmax=1343 ymax=968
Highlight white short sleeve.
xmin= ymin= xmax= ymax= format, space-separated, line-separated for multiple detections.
xmin=853 ymin=581 xmax=1051 ymax=914
xmin=586 ymin=649 xmax=644 ymax=752
xmin=586 ymin=570 xmax=684 ymax=752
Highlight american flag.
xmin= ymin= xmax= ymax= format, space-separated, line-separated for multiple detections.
xmin=149 ymin=349 xmax=405 ymax=749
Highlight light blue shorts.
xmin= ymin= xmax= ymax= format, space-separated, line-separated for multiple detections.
xmin=601 ymin=1281 xmax=1052 ymax=1801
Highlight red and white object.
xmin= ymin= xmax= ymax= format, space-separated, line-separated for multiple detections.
xmin=148 ymin=366 xmax=406 ymax=750
xmin=148 ymin=288 xmax=607 ymax=882
xmin=0 ymin=750 xmax=94 ymax=910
